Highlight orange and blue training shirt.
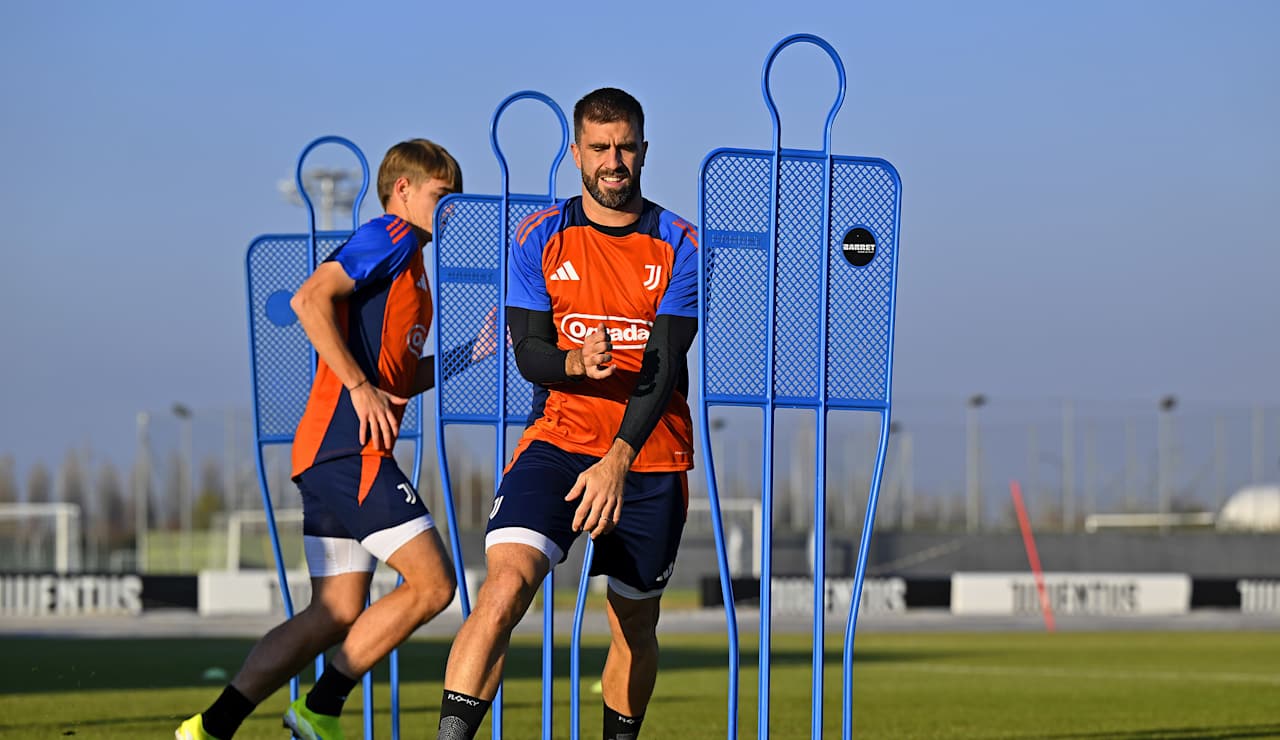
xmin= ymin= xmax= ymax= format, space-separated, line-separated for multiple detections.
xmin=291 ymin=215 xmax=430 ymax=479
xmin=506 ymin=196 xmax=699 ymax=472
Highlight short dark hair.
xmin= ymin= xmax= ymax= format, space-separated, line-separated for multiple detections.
xmin=573 ymin=87 xmax=644 ymax=142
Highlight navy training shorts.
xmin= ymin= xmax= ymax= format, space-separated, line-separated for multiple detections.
xmin=295 ymin=455 xmax=434 ymax=572
xmin=485 ymin=440 xmax=688 ymax=598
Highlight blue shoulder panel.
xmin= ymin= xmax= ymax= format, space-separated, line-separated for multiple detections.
xmin=328 ymin=215 xmax=417 ymax=291
xmin=506 ymin=204 xmax=563 ymax=311
xmin=657 ymin=210 xmax=699 ymax=318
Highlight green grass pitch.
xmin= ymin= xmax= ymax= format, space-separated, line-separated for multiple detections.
xmin=2 ymin=631 xmax=1277 ymax=738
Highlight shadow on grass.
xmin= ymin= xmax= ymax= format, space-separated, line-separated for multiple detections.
xmin=0 ymin=695 xmax=712 ymax=736
xmin=1029 ymin=724 xmax=1280 ymax=740
xmin=0 ymin=713 xmax=188 ymax=735
xmin=8 ymin=715 xmax=1279 ymax=739
xmin=0 ymin=635 xmax=953 ymax=695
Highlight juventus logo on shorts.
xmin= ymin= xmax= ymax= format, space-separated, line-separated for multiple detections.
xmin=642 ymin=264 xmax=662 ymax=291
xmin=489 ymin=495 xmax=504 ymax=520
xmin=397 ymin=483 xmax=417 ymax=505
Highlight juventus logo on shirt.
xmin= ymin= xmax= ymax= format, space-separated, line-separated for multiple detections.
xmin=642 ymin=264 xmax=662 ymax=291
xmin=550 ymin=261 xmax=580 ymax=281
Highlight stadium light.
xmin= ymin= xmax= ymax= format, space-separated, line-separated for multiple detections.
xmin=278 ymin=168 xmax=362 ymax=231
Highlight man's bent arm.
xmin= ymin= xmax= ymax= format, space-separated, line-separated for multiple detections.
xmin=508 ymin=306 xmax=584 ymax=383
xmin=408 ymin=342 xmax=476 ymax=396
xmin=290 ymin=262 xmax=367 ymax=389
xmin=611 ymin=314 xmax=698 ymax=460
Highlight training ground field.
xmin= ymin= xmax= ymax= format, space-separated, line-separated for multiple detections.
xmin=2 ymin=632 xmax=1277 ymax=739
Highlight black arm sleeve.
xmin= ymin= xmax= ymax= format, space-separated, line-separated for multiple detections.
xmin=615 ymin=314 xmax=698 ymax=451
xmin=508 ymin=306 xmax=574 ymax=384
xmin=412 ymin=341 xmax=476 ymax=393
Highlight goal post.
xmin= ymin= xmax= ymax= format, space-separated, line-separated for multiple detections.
xmin=686 ymin=498 xmax=762 ymax=578
xmin=221 ymin=508 xmax=304 ymax=571
xmin=0 ymin=503 xmax=83 ymax=574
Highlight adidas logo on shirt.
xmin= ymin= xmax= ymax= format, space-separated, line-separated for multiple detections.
xmin=550 ymin=261 xmax=580 ymax=281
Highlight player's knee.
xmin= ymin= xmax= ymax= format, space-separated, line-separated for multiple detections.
xmin=396 ymin=567 xmax=456 ymax=624
xmin=417 ymin=575 xmax=457 ymax=622
xmin=610 ymin=626 xmax=659 ymax=667
xmin=612 ymin=603 xmax=660 ymax=651
xmin=473 ymin=571 xmax=537 ymax=632
xmin=304 ymin=600 xmax=362 ymax=640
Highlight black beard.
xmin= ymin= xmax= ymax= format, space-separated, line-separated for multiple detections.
xmin=582 ymin=166 xmax=637 ymax=210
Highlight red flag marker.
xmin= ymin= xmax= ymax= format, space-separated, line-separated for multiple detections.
xmin=1010 ymin=480 xmax=1055 ymax=632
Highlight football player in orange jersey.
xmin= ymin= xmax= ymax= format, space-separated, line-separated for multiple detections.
xmin=179 ymin=140 xmax=492 ymax=740
xmin=437 ymin=89 xmax=699 ymax=740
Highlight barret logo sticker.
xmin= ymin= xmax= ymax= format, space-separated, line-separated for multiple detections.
xmin=560 ymin=313 xmax=653 ymax=349
xmin=841 ymin=226 xmax=877 ymax=267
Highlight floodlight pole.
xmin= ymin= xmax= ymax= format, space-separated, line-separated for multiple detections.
xmin=1026 ymin=425 xmax=1040 ymax=527
xmin=224 ymin=409 xmax=237 ymax=511
xmin=1061 ymin=400 xmax=1075 ymax=531
xmin=888 ymin=421 xmax=912 ymax=530
xmin=1214 ymin=416 xmax=1227 ymax=512
xmin=965 ymin=394 xmax=986 ymax=533
xmin=1157 ymin=395 xmax=1177 ymax=534
xmin=134 ymin=412 xmax=150 ymax=573
xmin=1252 ymin=405 xmax=1265 ymax=483
xmin=900 ymin=429 xmax=915 ymax=530
xmin=790 ymin=420 xmax=809 ymax=529
xmin=1124 ymin=419 xmax=1139 ymax=509
xmin=1083 ymin=421 xmax=1098 ymax=523
xmin=172 ymin=403 xmax=194 ymax=571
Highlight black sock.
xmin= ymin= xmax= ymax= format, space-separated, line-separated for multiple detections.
xmin=305 ymin=663 xmax=359 ymax=717
xmin=437 ymin=689 xmax=491 ymax=740
xmin=201 ymin=685 xmax=256 ymax=739
xmin=604 ymin=703 xmax=645 ymax=740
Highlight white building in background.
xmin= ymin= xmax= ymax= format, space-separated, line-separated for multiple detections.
xmin=1217 ymin=485 xmax=1280 ymax=532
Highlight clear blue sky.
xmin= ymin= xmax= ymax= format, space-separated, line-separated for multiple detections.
xmin=1 ymin=0 xmax=1277 ymax=477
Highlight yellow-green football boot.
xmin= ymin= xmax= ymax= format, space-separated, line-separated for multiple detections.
xmin=174 ymin=714 xmax=221 ymax=740
xmin=282 ymin=697 xmax=345 ymax=740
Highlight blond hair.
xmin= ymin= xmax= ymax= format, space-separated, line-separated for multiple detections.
xmin=376 ymin=139 xmax=463 ymax=207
